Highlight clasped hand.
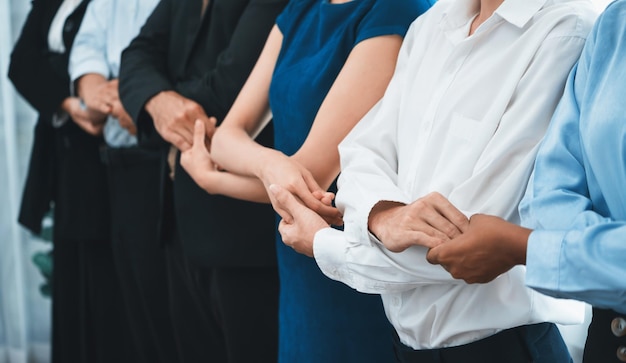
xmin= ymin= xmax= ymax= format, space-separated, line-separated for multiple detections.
xmin=74 ymin=79 xmax=135 ymax=135
xmin=146 ymin=91 xmax=216 ymax=151
xmin=427 ymin=214 xmax=528 ymax=283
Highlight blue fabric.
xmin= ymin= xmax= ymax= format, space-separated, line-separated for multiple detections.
xmin=269 ymin=0 xmax=433 ymax=361
xmin=520 ymin=0 xmax=626 ymax=315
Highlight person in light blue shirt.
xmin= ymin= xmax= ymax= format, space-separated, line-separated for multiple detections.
xmin=68 ymin=1 xmax=179 ymax=362
xmin=69 ymin=0 xmax=157 ymax=146
xmin=426 ymin=2 xmax=626 ymax=361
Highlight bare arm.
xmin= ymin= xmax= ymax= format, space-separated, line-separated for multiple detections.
xmin=209 ymin=30 xmax=404 ymax=223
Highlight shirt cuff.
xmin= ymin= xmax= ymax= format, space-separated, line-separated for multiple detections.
xmin=525 ymin=229 xmax=564 ymax=292
xmin=314 ymin=227 xmax=351 ymax=284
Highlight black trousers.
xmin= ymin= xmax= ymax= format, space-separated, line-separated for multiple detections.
xmin=104 ymin=146 xmax=179 ymax=363
xmin=392 ymin=322 xmax=572 ymax=363
xmin=51 ymin=238 xmax=133 ymax=363
xmin=164 ymin=237 xmax=280 ymax=363
xmin=583 ymin=307 xmax=626 ymax=363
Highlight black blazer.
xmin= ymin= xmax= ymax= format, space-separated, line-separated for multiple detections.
xmin=9 ymin=0 xmax=110 ymax=241
xmin=119 ymin=0 xmax=288 ymax=267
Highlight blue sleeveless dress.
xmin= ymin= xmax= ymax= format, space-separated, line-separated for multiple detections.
xmin=268 ymin=0 xmax=433 ymax=361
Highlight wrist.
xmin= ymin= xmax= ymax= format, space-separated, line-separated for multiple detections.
xmin=255 ymin=148 xmax=286 ymax=180
xmin=368 ymin=201 xmax=405 ymax=240
xmin=500 ymin=222 xmax=530 ymax=266
xmin=145 ymin=90 xmax=171 ymax=118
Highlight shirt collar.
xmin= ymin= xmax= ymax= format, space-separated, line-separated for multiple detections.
xmin=496 ymin=0 xmax=548 ymax=28
xmin=440 ymin=0 xmax=549 ymax=32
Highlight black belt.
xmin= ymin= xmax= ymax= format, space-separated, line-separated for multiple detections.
xmin=391 ymin=323 xmax=560 ymax=363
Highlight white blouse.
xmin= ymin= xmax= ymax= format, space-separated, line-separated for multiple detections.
xmin=47 ymin=0 xmax=82 ymax=53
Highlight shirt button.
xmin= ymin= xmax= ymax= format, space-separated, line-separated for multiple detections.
xmin=391 ymin=297 xmax=401 ymax=306
xmin=612 ymin=317 xmax=626 ymax=337
xmin=617 ymin=346 xmax=626 ymax=362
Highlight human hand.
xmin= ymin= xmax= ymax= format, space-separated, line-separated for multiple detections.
xmin=270 ymin=184 xmax=330 ymax=257
xmin=110 ymin=99 xmax=136 ymax=135
xmin=368 ymin=192 xmax=469 ymax=251
xmin=181 ymin=119 xmax=219 ymax=187
xmin=62 ymin=97 xmax=106 ymax=136
xmin=145 ymin=91 xmax=216 ymax=151
xmin=426 ymin=214 xmax=529 ymax=283
xmin=81 ymin=78 xmax=119 ymax=115
xmin=258 ymin=155 xmax=343 ymax=226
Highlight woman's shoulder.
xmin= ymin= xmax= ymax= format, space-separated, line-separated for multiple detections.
xmin=369 ymin=0 xmax=435 ymax=17
xmin=355 ymin=0 xmax=434 ymax=40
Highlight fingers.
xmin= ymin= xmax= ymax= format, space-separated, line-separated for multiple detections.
xmin=426 ymin=245 xmax=441 ymax=265
xmin=193 ymin=119 xmax=207 ymax=149
xmin=268 ymin=184 xmax=298 ymax=224
xmin=428 ymin=192 xmax=469 ymax=234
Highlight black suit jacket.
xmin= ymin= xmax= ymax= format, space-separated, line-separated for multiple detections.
xmin=119 ymin=0 xmax=288 ymax=267
xmin=9 ymin=0 xmax=110 ymax=241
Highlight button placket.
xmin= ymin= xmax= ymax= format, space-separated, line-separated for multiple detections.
xmin=612 ymin=317 xmax=626 ymax=337
xmin=617 ymin=345 xmax=626 ymax=362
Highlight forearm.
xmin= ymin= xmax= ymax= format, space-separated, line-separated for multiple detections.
xmin=526 ymin=224 xmax=626 ymax=314
xmin=118 ymin=0 xmax=173 ymax=123
xmin=196 ymin=169 xmax=270 ymax=203
xmin=212 ymin=125 xmax=284 ymax=179
xmin=313 ymin=228 xmax=464 ymax=294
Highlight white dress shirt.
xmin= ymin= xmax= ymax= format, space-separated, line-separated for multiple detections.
xmin=313 ymin=0 xmax=597 ymax=350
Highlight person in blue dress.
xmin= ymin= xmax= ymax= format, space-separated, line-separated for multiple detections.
xmin=181 ymin=0 xmax=433 ymax=361
xmin=424 ymin=2 xmax=626 ymax=361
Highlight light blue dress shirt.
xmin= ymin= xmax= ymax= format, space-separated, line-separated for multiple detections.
xmin=69 ymin=0 xmax=159 ymax=147
xmin=520 ymin=0 xmax=626 ymax=314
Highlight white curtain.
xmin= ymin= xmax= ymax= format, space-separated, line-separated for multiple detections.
xmin=0 ymin=0 xmax=52 ymax=362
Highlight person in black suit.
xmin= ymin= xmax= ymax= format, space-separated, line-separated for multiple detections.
xmin=8 ymin=0 xmax=132 ymax=362
xmin=118 ymin=0 xmax=288 ymax=362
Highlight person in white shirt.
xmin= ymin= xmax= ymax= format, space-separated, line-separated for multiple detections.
xmin=268 ymin=0 xmax=597 ymax=361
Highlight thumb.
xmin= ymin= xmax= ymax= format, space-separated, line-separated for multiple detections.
xmin=426 ymin=246 xmax=441 ymax=265
xmin=193 ymin=119 xmax=206 ymax=148
xmin=269 ymin=184 xmax=301 ymax=223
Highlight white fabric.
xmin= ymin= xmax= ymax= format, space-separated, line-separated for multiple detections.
xmin=313 ymin=0 xmax=597 ymax=350
xmin=1 ymin=0 xmax=54 ymax=362
xmin=47 ymin=0 xmax=81 ymax=53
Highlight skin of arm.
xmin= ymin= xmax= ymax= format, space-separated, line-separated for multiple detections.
xmin=426 ymin=214 xmax=529 ymax=283
xmin=201 ymin=26 xmax=404 ymax=224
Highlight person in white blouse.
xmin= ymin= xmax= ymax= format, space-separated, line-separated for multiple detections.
xmin=268 ymin=0 xmax=598 ymax=361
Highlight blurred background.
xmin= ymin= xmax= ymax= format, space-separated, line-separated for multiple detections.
xmin=0 ymin=0 xmax=615 ymax=362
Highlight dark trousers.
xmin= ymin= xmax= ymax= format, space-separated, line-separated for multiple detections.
xmin=583 ymin=307 xmax=626 ymax=363
xmin=51 ymin=238 xmax=133 ymax=363
xmin=164 ymin=238 xmax=280 ymax=363
xmin=392 ymin=322 xmax=572 ymax=363
xmin=104 ymin=146 xmax=179 ymax=363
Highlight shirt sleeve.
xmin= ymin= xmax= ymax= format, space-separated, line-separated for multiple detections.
xmin=355 ymin=0 xmax=433 ymax=44
xmin=118 ymin=0 xmax=175 ymax=125
xmin=68 ymin=0 xmax=111 ymax=85
xmin=521 ymin=8 xmax=626 ymax=314
xmin=315 ymin=17 xmax=589 ymax=291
